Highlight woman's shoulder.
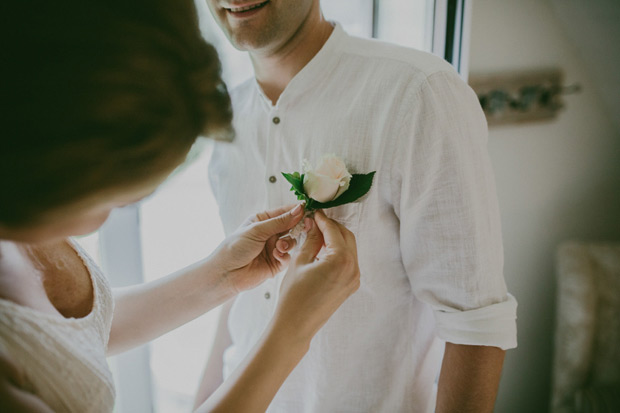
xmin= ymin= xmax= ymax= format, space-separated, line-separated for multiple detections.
xmin=0 ymin=238 xmax=112 ymax=324
xmin=0 ymin=241 xmax=57 ymax=315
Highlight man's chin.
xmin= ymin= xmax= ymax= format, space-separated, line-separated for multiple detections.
xmin=230 ymin=36 xmax=270 ymax=53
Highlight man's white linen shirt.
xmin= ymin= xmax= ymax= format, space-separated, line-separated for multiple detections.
xmin=208 ymin=23 xmax=517 ymax=413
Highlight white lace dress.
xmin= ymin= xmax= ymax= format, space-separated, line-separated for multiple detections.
xmin=0 ymin=239 xmax=115 ymax=412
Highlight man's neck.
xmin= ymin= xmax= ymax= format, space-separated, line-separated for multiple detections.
xmin=250 ymin=7 xmax=333 ymax=104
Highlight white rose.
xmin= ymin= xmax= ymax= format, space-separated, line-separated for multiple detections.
xmin=303 ymin=154 xmax=352 ymax=203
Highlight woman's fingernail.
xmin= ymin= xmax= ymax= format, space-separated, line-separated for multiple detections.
xmin=304 ymin=217 xmax=313 ymax=231
xmin=281 ymin=240 xmax=289 ymax=250
xmin=291 ymin=204 xmax=303 ymax=217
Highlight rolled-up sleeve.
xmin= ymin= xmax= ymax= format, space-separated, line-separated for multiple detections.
xmin=435 ymin=294 xmax=518 ymax=349
xmin=392 ymin=69 xmax=517 ymax=350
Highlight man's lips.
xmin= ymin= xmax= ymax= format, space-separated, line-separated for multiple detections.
xmin=224 ymin=0 xmax=270 ymax=14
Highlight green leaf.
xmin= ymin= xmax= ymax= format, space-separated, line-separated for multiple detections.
xmin=311 ymin=171 xmax=376 ymax=209
xmin=281 ymin=172 xmax=306 ymax=196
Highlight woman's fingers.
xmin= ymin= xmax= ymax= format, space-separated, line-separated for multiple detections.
xmin=275 ymin=235 xmax=296 ymax=254
xmin=312 ymin=212 xmax=360 ymax=287
xmin=295 ymin=219 xmax=325 ymax=264
xmin=273 ymin=247 xmax=291 ymax=266
xmin=315 ymin=211 xmax=358 ymax=262
xmin=246 ymin=204 xmax=304 ymax=242
xmin=328 ymin=218 xmax=358 ymax=261
xmin=313 ymin=210 xmax=346 ymax=249
xmin=269 ymin=210 xmax=358 ymax=269
xmin=250 ymin=203 xmax=303 ymax=223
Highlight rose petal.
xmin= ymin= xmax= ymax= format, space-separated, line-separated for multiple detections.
xmin=316 ymin=154 xmax=350 ymax=181
xmin=303 ymin=171 xmax=341 ymax=203
xmin=302 ymin=154 xmax=352 ymax=203
xmin=334 ymin=175 xmax=351 ymax=199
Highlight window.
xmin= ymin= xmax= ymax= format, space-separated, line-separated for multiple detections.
xmin=74 ymin=1 xmax=468 ymax=411
xmin=140 ymin=145 xmax=225 ymax=412
xmin=373 ymin=0 xmax=432 ymax=49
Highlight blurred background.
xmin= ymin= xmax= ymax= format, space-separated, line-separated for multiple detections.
xmin=76 ymin=0 xmax=620 ymax=411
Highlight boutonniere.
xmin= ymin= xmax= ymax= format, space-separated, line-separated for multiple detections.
xmin=282 ymin=154 xmax=375 ymax=240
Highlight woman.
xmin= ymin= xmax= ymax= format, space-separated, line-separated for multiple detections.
xmin=0 ymin=1 xmax=360 ymax=411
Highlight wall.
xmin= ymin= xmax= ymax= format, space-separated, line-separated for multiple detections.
xmin=469 ymin=0 xmax=620 ymax=411
xmin=549 ymin=0 xmax=620 ymax=132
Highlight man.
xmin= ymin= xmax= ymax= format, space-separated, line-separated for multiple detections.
xmin=196 ymin=1 xmax=517 ymax=412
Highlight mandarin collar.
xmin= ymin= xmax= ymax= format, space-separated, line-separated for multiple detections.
xmin=254 ymin=22 xmax=347 ymax=110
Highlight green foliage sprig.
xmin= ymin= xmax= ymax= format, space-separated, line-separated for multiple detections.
xmin=281 ymin=171 xmax=376 ymax=211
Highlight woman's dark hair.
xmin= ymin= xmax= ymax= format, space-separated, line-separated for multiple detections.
xmin=0 ymin=0 xmax=233 ymax=227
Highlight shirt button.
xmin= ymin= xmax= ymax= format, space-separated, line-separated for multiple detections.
xmin=272 ymin=116 xmax=280 ymax=124
xmin=268 ymin=175 xmax=277 ymax=183
xmin=264 ymin=292 xmax=271 ymax=300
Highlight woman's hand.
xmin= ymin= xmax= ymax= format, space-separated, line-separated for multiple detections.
xmin=210 ymin=204 xmax=305 ymax=293
xmin=194 ymin=210 xmax=360 ymax=413
xmin=0 ymin=352 xmax=53 ymax=412
xmin=273 ymin=210 xmax=361 ymax=342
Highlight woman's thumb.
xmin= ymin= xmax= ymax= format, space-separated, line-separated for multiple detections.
xmin=295 ymin=219 xmax=324 ymax=264
xmin=249 ymin=204 xmax=304 ymax=241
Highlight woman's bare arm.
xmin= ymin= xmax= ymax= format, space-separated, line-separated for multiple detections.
xmin=193 ymin=300 xmax=234 ymax=409
xmin=108 ymin=204 xmax=304 ymax=355
xmin=108 ymin=257 xmax=236 ymax=355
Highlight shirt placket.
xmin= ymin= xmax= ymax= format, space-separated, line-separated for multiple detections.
xmin=264 ymin=108 xmax=283 ymax=210
xmin=262 ymin=104 xmax=285 ymax=313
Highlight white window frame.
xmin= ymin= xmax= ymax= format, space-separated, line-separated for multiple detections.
xmin=432 ymin=0 xmax=472 ymax=80
xmin=99 ymin=206 xmax=154 ymax=412
xmin=101 ymin=1 xmax=470 ymax=411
